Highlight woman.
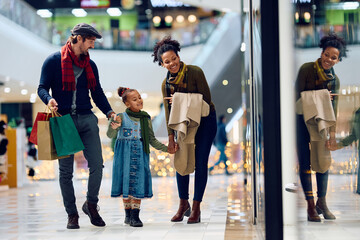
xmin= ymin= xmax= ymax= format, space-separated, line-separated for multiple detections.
xmin=296 ymin=33 xmax=347 ymax=222
xmin=152 ymin=36 xmax=217 ymax=224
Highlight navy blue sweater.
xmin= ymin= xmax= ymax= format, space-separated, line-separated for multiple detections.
xmin=38 ymin=51 xmax=112 ymax=116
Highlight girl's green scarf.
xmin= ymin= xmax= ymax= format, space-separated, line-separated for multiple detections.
xmin=126 ymin=108 xmax=151 ymax=154
xmin=314 ymin=58 xmax=335 ymax=86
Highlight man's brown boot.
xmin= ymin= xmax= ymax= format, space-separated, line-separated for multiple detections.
xmin=67 ymin=213 xmax=79 ymax=229
xmin=82 ymin=200 xmax=106 ymax=227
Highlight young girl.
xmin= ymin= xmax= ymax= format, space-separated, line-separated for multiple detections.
xmin=107 ymin=87 xmax=172 ymax=227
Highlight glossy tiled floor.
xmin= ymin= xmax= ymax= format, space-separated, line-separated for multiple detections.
xmin=0 ymin=173 xmax=247 ymax=240
xmin=1 ymin=173 xmax=360 ymax=240
xmin=296 ymin=174 xmax=360 ymax=240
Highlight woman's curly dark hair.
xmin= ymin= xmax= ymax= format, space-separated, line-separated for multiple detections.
xmin=152 ymin=36 xmax=181 ymax=66
xmin=319 ymin=33 xmax=348 ymax=61
xmin=117 ymin=87 xmax=135 ymax=104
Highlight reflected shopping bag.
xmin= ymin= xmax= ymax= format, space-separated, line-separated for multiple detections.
xmin=29 ymin=109 xmax=54 ymax=145
xmin=50 ymin=114 xmax=85 ymax=157
xmin=37 ymin=120 xmax=69 ymax=160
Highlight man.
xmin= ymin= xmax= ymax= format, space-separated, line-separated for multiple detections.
xmin=209 ymin=115 xmax=230 ymax=175
xmin=38 ymin=23 xmax=115 ymax=229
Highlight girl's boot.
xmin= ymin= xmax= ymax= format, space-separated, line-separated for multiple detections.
xmin=124 ymin=209 xmax=131 ymax=224
xmin=130 ymin=209 xmax=143 ymax=227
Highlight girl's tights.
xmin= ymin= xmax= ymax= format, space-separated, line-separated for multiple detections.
xmin=123 ymin=196 xmax=141 ymax=209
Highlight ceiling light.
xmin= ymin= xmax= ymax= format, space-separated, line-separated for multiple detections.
xmin=105 ymin=92 xmax=113 ymax=98
xmin=165 ymin=15 xmax=173 ymax=24
xmin=72 ymin=9 xmax=87 ymax=17
xmin=141 ymin=93 xmax=148 ymax=99
xmin=4 ymin=87 xmax=11 ymax=93
xmin=145 ymin=9 xmax=152 ymax=15
xmin=21 ymin=89 xmax=28 ymax=95
xmin=188 ymin=14 xmax=197 ymax=23
xmin=36 ymin=9 xmax=53 ymax=18
xmin=30 ymin=93 xmax=37 ymax=103
xmin=176 ymin=15 xmax=184 ymax=23
xmin=227 ymin=108 xmax=233 ymax=114
xmin=240 ymin=42 xmax=246 ymax=52
xmin=304 ymin=12 xmax=311 ymax=22
xmin=295 ymin=12 xmax=299 ymax=21
xmin=222 ymin=80 xmax=229 ymax=86
xmin=107 ymin=8 xmax=122 ymax=16
xmin=153 ymin=16 xmax=161 ymax=25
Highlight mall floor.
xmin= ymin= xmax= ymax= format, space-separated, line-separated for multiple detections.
xmin=0 ymin=173 xmax=360 ymax=240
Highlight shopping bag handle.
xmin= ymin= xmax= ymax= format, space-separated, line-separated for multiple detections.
xmin=44 ymin=107 xmax=61 ymax=120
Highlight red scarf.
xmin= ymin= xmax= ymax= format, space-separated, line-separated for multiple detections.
xmin=60 ymin=42 xmax=96 ymax=91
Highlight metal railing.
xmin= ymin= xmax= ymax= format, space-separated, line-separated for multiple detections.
xmin=0 ymin=0 xmax=220 ymax=51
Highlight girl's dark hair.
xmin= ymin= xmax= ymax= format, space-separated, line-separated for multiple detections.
xmin=152 ymin=36 xmax=181 ymax=66
xmin=319 ymin=33 xmax=348 ymax=61
xmin=117 ymin=87 xmax=135 ymax=104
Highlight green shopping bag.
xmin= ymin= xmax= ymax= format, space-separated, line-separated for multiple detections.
xmin=50 ymin=114 xmax=85 ymax=156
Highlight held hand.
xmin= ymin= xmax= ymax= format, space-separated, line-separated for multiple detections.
xmin=326 ymin=140 xmax=339 ymax=151
xmin=47 ymin=98 xmax=58 ymax=112
xmin=114 ymin=115 xmax=122 ymax=125
xmin=110 ymin=112 xmax=117 ymax=120
xmin=110 ymin=121 xmax=121 ymax=130
xmin=326 ymin=137 xmax=338 ymax=151
xmin=164 ymin=94 xmax=174 ymax=105
xmin=167 ymin=141 xmax=176 ymax=154
xmin=174 ymin=143 xmax=179 ymax=152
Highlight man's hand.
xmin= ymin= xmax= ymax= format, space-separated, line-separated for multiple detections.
xmin=47 ymin=98 xmax=58 ymax=112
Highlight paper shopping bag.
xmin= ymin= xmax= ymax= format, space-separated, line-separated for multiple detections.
xmin=50 ymin=114 xmax=85 ymax=157
xmin=29 ymin=110 xmax=53 ymax=145
xmin=37 ymin=121 xmax=69 ymax=160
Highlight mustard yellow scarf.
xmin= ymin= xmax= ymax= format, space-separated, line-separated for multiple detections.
xmin=314 ymin=58 xmax=335 ymax=85
xmin=168 ymin=62 xmax=187 ymax=86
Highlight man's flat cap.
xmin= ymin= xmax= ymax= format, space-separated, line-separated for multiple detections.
xmin=71 ymin=23 xmax=102 ymax=39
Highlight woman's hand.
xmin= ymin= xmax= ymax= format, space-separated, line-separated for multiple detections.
xmin=327 ymin=132 xmax=337 ymax=150
xmin=164 ymin=94 xmax=174 ymax=105
xmin=167 ymin=141 xmax=176 ymax=154
xmin=329 ymin=91 xmax=338 ymax=100
xmin=167 ymin=134 xmax=176 ymax=153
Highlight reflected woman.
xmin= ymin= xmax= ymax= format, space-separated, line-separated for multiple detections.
xmin=296 ymin=33 xmax=347 ymax=222
xmin=152 ymin=36 xmax=217 ymax=224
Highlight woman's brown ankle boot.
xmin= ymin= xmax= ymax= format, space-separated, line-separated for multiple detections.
xmin=316 ymin=197 xmax=336 ymax=220
xmin=187 ymin=200 xmax=201 ymax=224
xmin=307 ymin=199 xmax=321 ymax=222
xmin=171 ymin=199 xmax=191 ymax=222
